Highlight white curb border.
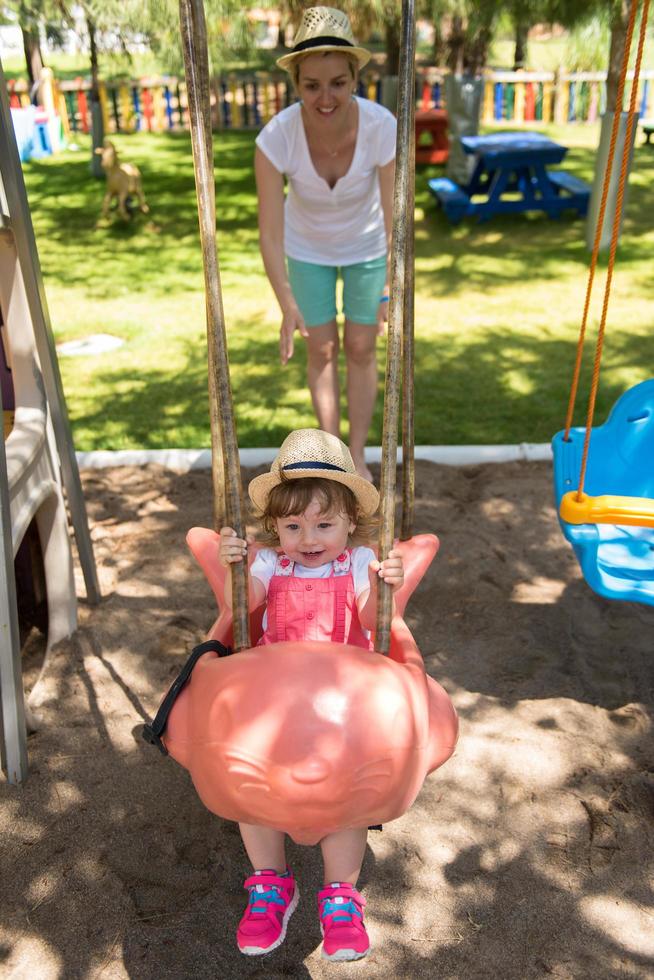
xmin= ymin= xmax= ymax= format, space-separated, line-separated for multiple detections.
xmin=76 ymin=443 xmax=553 ymax=472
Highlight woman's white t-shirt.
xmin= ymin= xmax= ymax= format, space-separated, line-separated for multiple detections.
xmin=255 ymin=97 xmax=396 ymax=266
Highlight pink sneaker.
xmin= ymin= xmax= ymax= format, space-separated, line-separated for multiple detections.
xmin=318 ymin=882 xmax=370 ymax=961
xmin=237 ymin=869 xmax=299 ymax=956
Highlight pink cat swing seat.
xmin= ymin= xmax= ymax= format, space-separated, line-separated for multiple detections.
xmin=145 ymin=0 xmax=458 ymax=846
xmin=153 ymin=529 xmax=458 ymax=845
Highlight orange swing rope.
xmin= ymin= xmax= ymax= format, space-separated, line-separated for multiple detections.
xmin=559 ymin=0 xmax=652 ymax=528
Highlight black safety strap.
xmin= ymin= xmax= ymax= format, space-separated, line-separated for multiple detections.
xmin=141 ymin=638 xmax=232 ymax=755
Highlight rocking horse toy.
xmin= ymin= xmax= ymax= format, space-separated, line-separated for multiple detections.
xmin=144 ymin=0 xmax=458 ymax=845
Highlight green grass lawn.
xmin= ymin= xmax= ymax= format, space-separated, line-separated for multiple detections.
xmin=20 ymin=123 xmax=654 ymax=450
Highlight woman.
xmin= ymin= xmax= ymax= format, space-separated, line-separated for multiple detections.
xmin=255 ymin=7 xmax=396 ymax=481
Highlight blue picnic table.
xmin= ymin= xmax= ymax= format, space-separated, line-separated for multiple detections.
xmin=429 ymin=131 xmax=591 ymax=224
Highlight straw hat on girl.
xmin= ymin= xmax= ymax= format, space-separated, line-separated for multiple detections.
xmin=276 ymin=7 xmax=371 ymax=73
xmin=248 ymin=429 xmax=379 ymax=516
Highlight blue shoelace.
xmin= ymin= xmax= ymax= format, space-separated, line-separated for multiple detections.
xmin=248 ymin=886 xmax=285 ymax=914
xmin=321 ymin=897 xmax=362 ymax=923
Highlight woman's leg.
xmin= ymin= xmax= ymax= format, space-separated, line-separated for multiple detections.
xmin=320 ymin=827 xmax=368 ymax=885
xmin=287 ymin=258 xmax=340 ymax=435
xmin=343 ymin=321 xmax=377 ymax=480
xmin=304 ymin=320 xmax=341 ymax=437
xmin=239 ymin=822 xmax=287 ymax=873
xmin=341 ymin=257 xmax=386 ymax=480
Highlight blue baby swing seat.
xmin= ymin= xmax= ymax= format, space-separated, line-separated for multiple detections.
xmin=551 ymin=1 xmax=653 ymax=606
xmin=552 ymin=379 xmax=654 ymax=605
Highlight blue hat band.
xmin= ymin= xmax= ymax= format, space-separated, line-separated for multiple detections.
xmin=282 ymin=461 xmax=347 ymax=474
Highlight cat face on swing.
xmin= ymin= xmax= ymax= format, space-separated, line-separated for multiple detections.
xmin=168 ymin=638 xmax=420 ymax=844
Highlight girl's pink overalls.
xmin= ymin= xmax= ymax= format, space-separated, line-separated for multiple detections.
xmin=257 ymin=549 xmax=372 ymax=650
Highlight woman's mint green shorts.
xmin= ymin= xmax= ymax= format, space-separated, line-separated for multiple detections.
xmin=287 ymin=255 xmax=387 ymax=327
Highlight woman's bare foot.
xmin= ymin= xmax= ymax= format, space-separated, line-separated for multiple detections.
xmin=351 ymin=453 xmax=373 ymax=483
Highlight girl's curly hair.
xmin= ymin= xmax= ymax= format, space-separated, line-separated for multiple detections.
xmin=254 ymin=476 xmax=378 ymax=547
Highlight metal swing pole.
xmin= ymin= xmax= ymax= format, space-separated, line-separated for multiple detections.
xmin=179 ymin=0 xmax=250 ymax=651
xmin=376 ymin=0 xmax=417 ymax=652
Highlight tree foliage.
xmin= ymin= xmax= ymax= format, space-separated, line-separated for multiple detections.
xmin=7 ymin=0 xmax=271 ymax=80
xmin=137 ymin=0 xmax=266 ymax=75
xmin=421 ymin=1 xmax=502 ymax=73
xmin=8 ymin=0 xmax=647 ymax=94
xmin=564 ymin=15 xmax=611 ymax=71
xmin=503 ymin=0 xmax=552 ymax=68
xmin=3 ymin=0 xmax=65 ymax=82
xmin=547 ymin=0 xmax=639 ymax=111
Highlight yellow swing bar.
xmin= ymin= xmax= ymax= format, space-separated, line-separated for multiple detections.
xmin=559 ymin=491 xmax=654 ymax=528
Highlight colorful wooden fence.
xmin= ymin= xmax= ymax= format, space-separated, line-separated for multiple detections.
xmin=6 ymin=68 xmax=654 ymax=136
xmin=480 ymin=70 xmax=654 ymax=125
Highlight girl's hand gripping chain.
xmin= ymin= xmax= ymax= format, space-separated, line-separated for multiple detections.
xmin=219 ymin=527 xmax=267 ymax=612
xmin=368 ymin=548 xmax=404 ymax=592
xmin=358 ymin=548 xmax=404 ymax=632
xmin=219 ymin=527 xmax=248 ymax=566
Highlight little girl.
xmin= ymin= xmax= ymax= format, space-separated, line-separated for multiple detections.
xmin=219 ymin=428 xmax=404 ymax=962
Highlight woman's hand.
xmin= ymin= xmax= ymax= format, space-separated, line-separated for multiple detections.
xmin=376 ymin=293 xmax=389 ymax=335
xmin=368 ymin=548 xmax=404 ymax=592
xmin=219 ymin=526 xmax=247 ymax=567
xmin=280 ymin=306 xmax=309 ymax=365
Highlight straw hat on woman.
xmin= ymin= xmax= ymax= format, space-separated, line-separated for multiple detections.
xmin=255 ymin=7 xmax=397 ymax=483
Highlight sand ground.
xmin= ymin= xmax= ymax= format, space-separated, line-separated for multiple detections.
xmin=1 ymin=460 xmax=653 ymax=979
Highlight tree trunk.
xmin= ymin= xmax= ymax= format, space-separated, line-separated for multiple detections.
xmin=87 ymin=15 xmax=105 ymax=177
xmin=446 ymin=15 xmax=465 ymax=74
xmin=606 ymin=0 xmax=629 ymax=113
xmin=88 ymin=15 xmax=100 ymax=101
xmin=466 ymin=26 xmax=492 ymax=75
xmin=21 ymin=27 xmax=44 ymax=92
xmin=513 ymin=20 xmax=529 ymax=70
xmin=385 ymin=19 xmax=401 ymax=76
xmin=432 ymin=19 xmax=445 ymax=67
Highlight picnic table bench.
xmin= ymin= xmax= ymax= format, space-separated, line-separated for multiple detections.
xmin=429 ymin=132 xmax=591 ymax=224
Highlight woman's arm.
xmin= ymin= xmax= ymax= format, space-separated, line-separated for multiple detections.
xmin=376 ymin=158 xmax=395 ymax=333
xmin=254 ymin=147 xmax=308 ymax=364
xmin=378 ymin=157 xmax=395 ymax=249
